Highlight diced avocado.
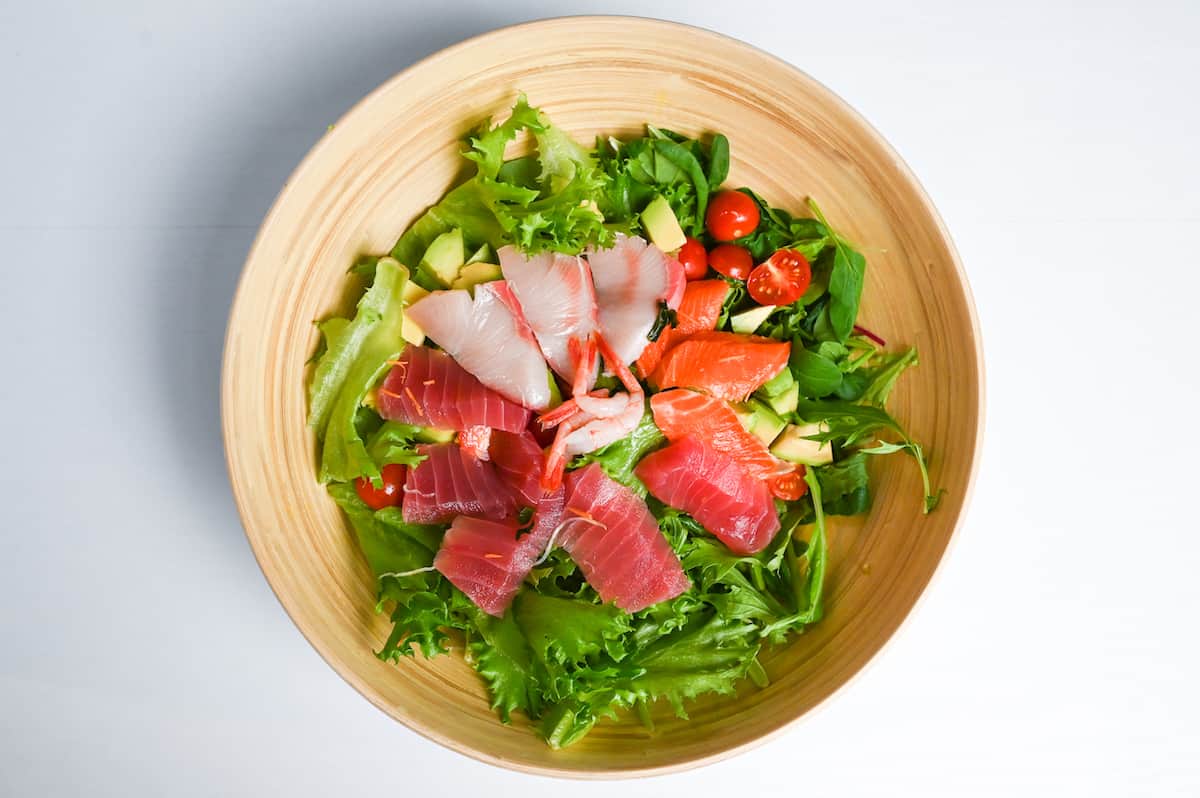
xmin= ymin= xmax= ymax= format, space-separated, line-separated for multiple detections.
xmin=415 ymin=427 xmax=455 ymax=444
xmin=731 ymin=305 xmax=776 ymax=334
xmin=733 ymin=403 xmax=758 ymax=433
xmin=546 ymin=370 xmax=563 ymax=410
xmin=465 ymin=243 xmax=493 ymax=265
xmin=641 ymin=195 xmax=686 ymax=252
xmin=420 ymin=227 xmax=465 ymax=287
xmin=451 ymin=261 xmax=502 ymax=292
xmin=746 ymin=399 xmax=787 ymax=445
xmin=765 ymin=382 xmax=799 ymax=416
xmin=399 ymin=279 xmax=430 ymax=346
xmin=770 ymin=422 xmax=833 ymax=466
xmin=759 ymin=367 xmax=795 ymax=398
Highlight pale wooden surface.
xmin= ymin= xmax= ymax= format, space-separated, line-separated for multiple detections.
xmin=222 ymin=16 xmax=982 ymax=777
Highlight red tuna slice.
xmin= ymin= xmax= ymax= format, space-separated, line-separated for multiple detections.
xmin=488 ymin=429 xmax=545 ymax=507
xmin=559 ymin=464 xmax=689 ymax=612
xmin=377 ymin=346 xmax=530 ymax=433
xmin=401 ymin=444 xmax=515 ymax=524
xmin=434 ymin=517 xmax=531 ymax=617
xmin=650 ymin=389 xmax=794 ymax=486
xmin=433 ymin=487 xmax=566 ymax=617
xmin=635 ymin=436 xmax=781 ymax=555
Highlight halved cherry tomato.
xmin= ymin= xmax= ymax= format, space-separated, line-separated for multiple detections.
xmin=708 ymin=244 xmax=753 ymax=280
xmin=705 ymin=190 xmax=760 ymax=241
xmin=355 ymin=463 xmax=406 ymax=510
xmin=769 ymin=468 xmax=808 ymax=501
xmin=747 ymin=249 xmax=812 ymax=306
xmin=677 ymin=237 xmax=708 ymax=280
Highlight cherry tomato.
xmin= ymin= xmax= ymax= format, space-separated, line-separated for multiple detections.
xmin=747 ymin=249 xmax=812 ymax=306
xmin=677 ymin=237 xmax=708 ymax=280
xmin=705 ymin=190 xmax=760 ymax=241
xmin=708 ymin=244 xmax=753 ymax=280
xmin=355 ymin=463 xmax=406 ymax=510
xmin=769 ymin=468 xmax=808 ymax=501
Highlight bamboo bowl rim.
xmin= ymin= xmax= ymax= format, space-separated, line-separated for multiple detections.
xmin=222 ymin=15 xmax=984 ymax=778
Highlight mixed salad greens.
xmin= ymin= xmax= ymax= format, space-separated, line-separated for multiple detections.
xmin=307 ymin=96 xmax=939 ymax=749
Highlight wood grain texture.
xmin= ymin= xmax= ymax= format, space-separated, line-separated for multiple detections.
xmin=221 ymin=17 xmax=983 ymax=778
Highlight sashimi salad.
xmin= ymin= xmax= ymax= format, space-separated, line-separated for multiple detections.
xmin=308 ymin=97 xmax=940 ymax=748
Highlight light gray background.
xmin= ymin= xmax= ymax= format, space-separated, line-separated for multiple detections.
xmin=3 ymin=1 xmax=1198 ymax=795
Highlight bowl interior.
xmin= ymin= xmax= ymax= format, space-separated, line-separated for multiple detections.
xmin=222 ymin=16 xmax=982 ymax=778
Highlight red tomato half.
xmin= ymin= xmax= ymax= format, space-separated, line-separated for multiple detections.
xmin=677 ymin=237 xmax=708 ymax=280
xmin=747 ymin=249 xmax=812 ymax=306
xmin=355 ymin=463 xmax=406 ymax=510
xmin=708 ymin=244 xmax=753 ymax=281
xmin=705 ymin=190 xmax=760 ymax=241
xmin=769 ymin=468 xmax=808 ymax=501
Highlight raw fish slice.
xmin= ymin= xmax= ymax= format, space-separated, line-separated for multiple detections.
xmin=559 ymin=464 xmax=689 ymax=612
xmin=405 ymin=283 xmax=551 ymax=409
xmin=636 ymin=279 xmax=731 ymax=376
xmin=650 ymin=389 xmax=795 ymax=491
xmin=366 ymin=348 xmax=535 ymax=446
xmin=649 ymin=331 xmax=789 ymax=402
xmin=587 ymin=235 xmax=686 ymax=366
xmin=401 ymin=444 xmax=515 ymax=524
xmin=636 ymin=436 xmax=780 ymax=555
xmin=488 ymin=429 xmax=545 ymax=507
xmin=499 ymin=246 xmax=599 ymax=388
xmin=434 ymin=517 xmax=529 ymax=617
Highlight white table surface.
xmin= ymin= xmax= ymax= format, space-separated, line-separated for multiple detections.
xmin=3 ymin=1 xmax=1198 ymax=794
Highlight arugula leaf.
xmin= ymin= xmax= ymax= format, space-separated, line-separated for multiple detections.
xmin=733 ymin=189 xmax=830 ymax=263
xmin=859 ymin=346 xmax=919 ymax=407
xmin=789 ymin=348 xmax=844 ymax=398
xmin=808 ymin=199 xmax=866 ymax=342
xmin=568 ymin=410 xmax=665 ymax=496
xmin=815 ymin=453 xmax=872 ymax=516
xmin=706 ymin=134 xmax=730 ymax=188
xmin=310 ymin=259 xmax=409 ymax=484
xmin=715 ymin=276 xmax=748 ymax=329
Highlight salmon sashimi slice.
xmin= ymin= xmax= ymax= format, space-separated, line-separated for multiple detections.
xmin=559 ymin=464 xmax=689 ymax=612
xmin=650 ymin=389 xmax=794 ymax=487
xmin=433 ymin=517 xmax=531 ymax=617
xmin=650 ymin=330 xmax=790 ymax=402
xmin=377 ymin=346 xmax=531 ymax=433
xmin=488 ymin=429 xmax=545 ymax=507
xmin=587 ymin=235 xmax=686 ymax=366
xmin=635 ymin=436 xmax=781 ymax=555
xmin=636 ymin=279 xmax=730 ymax=376
xmin=405 ymin=282 xmax=551 ymax=410
xmin=499 ymin=246 xmax=599 ymax=391
xmin=401 ymin=443 xmax=516 ymax=524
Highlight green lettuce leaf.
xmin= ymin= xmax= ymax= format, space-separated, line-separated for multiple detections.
xmin=514 ymin=592 xmax=631 ymax=665
xmin=568 ymin=410 xmax=665 ymax=496
xmin=468 ymin=610 xmax=541 ymax=723
xmin=309 ymin=259 xmax=409 ymax=484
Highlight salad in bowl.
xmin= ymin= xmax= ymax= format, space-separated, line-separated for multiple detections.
xmin=307 ymin=96 xmax=939 ymax=750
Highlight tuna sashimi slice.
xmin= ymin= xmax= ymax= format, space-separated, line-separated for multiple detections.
xmin=434 ymin=487 xmax=566 ymax=617
xmin=636 ymin=279 xmax=730 ymax=376
xmin=559 ymin=464 xmax=689 ymax=612
xmin=650 ymin=389 xmax=795 ymax=492
xmin=488 ymin=429 xmax=545 ymax=507
xmin=434 ymin=517 xmax=531 ymax=617
xmin=650 ymin=331 xmax=790 ymax=402
xmin=405 ymin=282 xmax=551 ymax=410
xmin=587 ymin=235 xmax=686 ymax=366
xmin=499 ymin=246 xmax=599 ymax=388
xmin=635 ymin=436 xmax=780 ymax=555
xmin=377 ymin=346 xmax=530 ymax=433
xmin=402 ymin=444 xmax=516 ymax=524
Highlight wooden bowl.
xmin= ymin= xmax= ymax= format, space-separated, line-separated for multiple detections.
xmin=222 ymin=16 xmax=983 ymax=778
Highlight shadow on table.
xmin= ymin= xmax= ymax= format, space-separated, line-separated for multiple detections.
xmin=156 ymin=13 xmax=519 ymax=552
